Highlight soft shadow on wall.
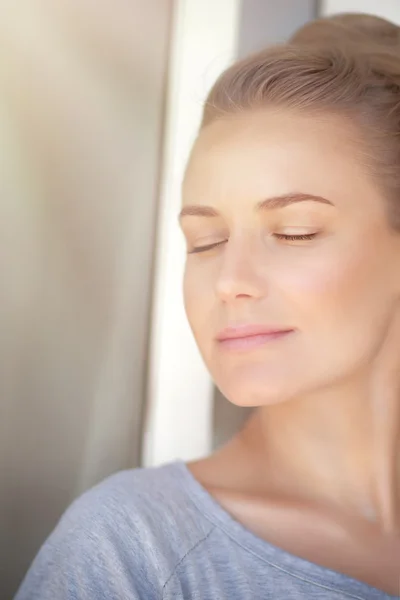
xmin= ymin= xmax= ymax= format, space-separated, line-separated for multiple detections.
xmin=0 ymin=1 xmax=172 ymax=597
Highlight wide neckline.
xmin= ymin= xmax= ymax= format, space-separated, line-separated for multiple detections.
xmin=171 ymin=461 xmax=398 ymax=600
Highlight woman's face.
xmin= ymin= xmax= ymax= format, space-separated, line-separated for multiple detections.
xmin=181 ymin=109 xmax=400 ymax=406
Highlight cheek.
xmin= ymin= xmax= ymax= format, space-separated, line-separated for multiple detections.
xmin=280 ymin=254 xmax=354 ymax=307
xmin=183 ymin=262 xmax=215 ymax=335
xmin=276 ymin=242 xmax=391 ymax=335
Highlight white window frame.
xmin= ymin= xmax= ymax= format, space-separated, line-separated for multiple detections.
xmin=320 ymin=0 xmax=400 ymax=23
xmin=143 ymin=0 xmax=241 ymax=467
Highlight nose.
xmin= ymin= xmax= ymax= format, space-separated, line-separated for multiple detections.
xmin=215 ymin=237 xmax=266 ymax=303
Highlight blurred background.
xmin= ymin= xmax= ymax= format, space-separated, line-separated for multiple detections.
xmin=1 ymin=0 xmax=400 ymax=597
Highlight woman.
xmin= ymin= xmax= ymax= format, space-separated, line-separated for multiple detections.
xmin=16 ymin=12 xmax=400 ymax=600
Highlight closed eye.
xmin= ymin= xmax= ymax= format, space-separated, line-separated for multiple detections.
xmin=188 ymin=239 xmax=227 ymax=254
xmin=274 ymin=233 xmax=318 ymax=242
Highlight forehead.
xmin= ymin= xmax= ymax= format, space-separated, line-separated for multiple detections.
xmin=182 ymin=109 xmax=376 ymax=209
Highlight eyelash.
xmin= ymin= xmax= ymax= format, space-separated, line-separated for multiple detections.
xmin=189 ymin=233 xmax=317 ymax=254
xmin=188 ymin=240 xmax=227 ymax=254
xmin=274 ymin=233 xmax=318 ymax=242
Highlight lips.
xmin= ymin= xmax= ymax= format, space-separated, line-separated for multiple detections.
xmin=216 ymin=325 xmax=293 ymax=350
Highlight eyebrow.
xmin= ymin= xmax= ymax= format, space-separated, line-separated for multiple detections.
xmin=179 ymin=193 xmax=334 ymax=219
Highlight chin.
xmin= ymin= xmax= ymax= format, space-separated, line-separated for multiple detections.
xmin=216 ymin=370 xmax=292 ymax=408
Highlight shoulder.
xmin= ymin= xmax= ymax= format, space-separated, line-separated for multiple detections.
xmin=74 ymin=462 xmax=214 ymax=545
xmin=15 ymin=463 xmax=214 ymax=600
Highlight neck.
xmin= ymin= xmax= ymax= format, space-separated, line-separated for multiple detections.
xmin=241 ymin=374 xmax=400 ymax=533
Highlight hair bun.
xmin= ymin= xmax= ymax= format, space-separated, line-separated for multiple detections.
xmin=291 ymin=13 xmax=400 ymax=49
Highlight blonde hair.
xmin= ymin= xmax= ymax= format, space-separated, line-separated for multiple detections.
xmin=202 ymin=13 xmax=400 ymax=228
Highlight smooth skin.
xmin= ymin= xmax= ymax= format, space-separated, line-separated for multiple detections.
xmin=180 ymin=109 xmax=400 ymax=595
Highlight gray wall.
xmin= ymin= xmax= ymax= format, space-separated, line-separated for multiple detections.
xmin=238 ymin=0 xmax=318 ymax=56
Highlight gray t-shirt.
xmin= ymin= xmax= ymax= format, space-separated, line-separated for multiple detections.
xmin=15 ymin=461 xmax=398 ymax=600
